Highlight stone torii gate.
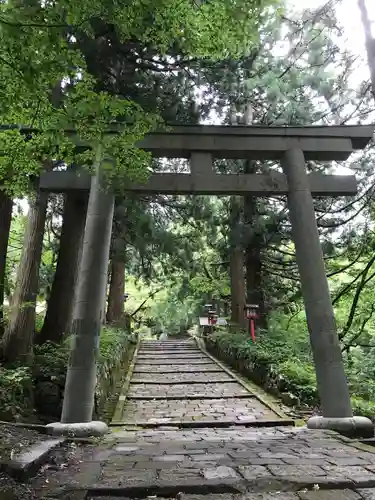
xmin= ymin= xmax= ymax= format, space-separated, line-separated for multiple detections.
xmin=39 ymin=124 xmax=374 ymax=437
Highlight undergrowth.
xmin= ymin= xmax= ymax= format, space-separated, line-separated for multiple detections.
xmin=0 ymin=326 xmax=134 ymax=422
xmin=206 ymin=319 xmax=375 ymax=420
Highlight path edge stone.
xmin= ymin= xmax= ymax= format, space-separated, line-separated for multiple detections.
xmin=111 ymin=337 xmax=141 ymax=423
xmin=4 ymin=438 xmax=64 ymax=481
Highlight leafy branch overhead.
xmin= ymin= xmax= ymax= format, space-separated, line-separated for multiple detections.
xmin=0 ymin=0 xmax=277 ymax=196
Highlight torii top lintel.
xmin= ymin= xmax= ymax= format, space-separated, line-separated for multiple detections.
xmin=35 ymin=124 xmax=374 ymax=197
xmin=137 ymin=124 xmax=374 ymax=161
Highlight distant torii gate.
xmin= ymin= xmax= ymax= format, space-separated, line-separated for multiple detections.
xmin=38 ymin=124 xmax=374 ymax=437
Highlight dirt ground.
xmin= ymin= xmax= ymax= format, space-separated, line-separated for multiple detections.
xmin=0 ymin=423 xmax=92 ymax=500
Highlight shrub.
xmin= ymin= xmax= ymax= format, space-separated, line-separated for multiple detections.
xmin=0 ymin=326 xmax=134 ymax=423
xmin=0 ymin=366 xmax=34 ymax=421
xmin=206 ymin=323 xmax=375 ymax=419
xmin=206 ymin=328 xmax=319 ymax=407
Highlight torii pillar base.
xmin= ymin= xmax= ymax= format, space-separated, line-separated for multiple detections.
xmin=46 ymin=421 xmax=109 ymax=438
xmin=307 ymin=416 xmax=373 ymax=438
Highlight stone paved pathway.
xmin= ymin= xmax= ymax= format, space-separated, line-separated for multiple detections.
xmin=112 ymin=339 xmax=288 ymax=427
xmin=38 ymin=339 xmax=375 ymax=499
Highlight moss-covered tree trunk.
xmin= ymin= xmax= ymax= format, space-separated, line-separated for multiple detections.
xmin=245 ymin=240 xmax=265 ymax=323
xmin=106 ymin=260 xmax=125 ymax=323
xmin=1 ymin=189 xmax=48 ymax=362
xmin=0 ymin=192 xmax=12 ymax=332
xmin=229 ymin=196 xmax=246 ymax=329
xmin=230 ymin=247 xmax=246 ymax=328
xmin=39 ymin=191 xmax=88 ymax=344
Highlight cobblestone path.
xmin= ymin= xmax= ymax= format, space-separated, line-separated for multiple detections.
xmin=112 ymin=339 xmax=292 ymax=427
xmin=38 ymin=339 xmax=375 ymax=500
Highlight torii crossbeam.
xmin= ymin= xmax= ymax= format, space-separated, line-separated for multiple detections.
xmin=24 ymin=123 xmax=374 ymax=438
xmin=39 ymin=124 xmax=373 ymax=196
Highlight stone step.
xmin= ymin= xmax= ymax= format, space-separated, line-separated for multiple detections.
xmin=136 ymin=356 xmax=208 ymax=361
xmin=140 ymin=347 xmax=197 ymax=350
xmin=88 ymin=490 xmax=370 ymax=500
xmin=110 ymin=418 xmax=295 ymax=428
xmin=137 ymin=351 xmax=210 ymax=359
xmin=127 ymin=382 xmax=249 ymax=399
xmin=133 ymin=366 xmax=223 ymax=373
xmin=121 ymin=397 xmax=280 ymax=423
xmin=139 ymin=348 xmax=197 ymax=351
xmin=138 ymin=350 xmax=203 ymax=354
xmin=130 ymin=377 xmax=233 ymax=384
xmin=74 ymin=427 xmax=375 ymax=500
xmin=141 ymin=342 xmax=195 ymax=346
xmin=133 ymin=364 xmax=219 ymax=370
xmin=134 ymin=359 xmax=214 ymax=364
xmin=126 ymin=394 xmax=256 ymax=401
xmin=131 ymin=372 xmax=231 ymax=383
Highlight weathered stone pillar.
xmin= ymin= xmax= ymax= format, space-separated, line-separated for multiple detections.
xmin=47 ymin=146 xmax=114 ymax=437
xmin=282 ymin=148 xmax=372 ymax=437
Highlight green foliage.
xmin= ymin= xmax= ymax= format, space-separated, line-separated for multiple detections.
xmin=0 ymin=326 xmax=132 ymax=422
xmin=0 ymin=0 xmax=277 ymax=196
xmin=97 ymin=326 xmax=134 ymax=376
xmin=207 ymin=312 xmax=375 ymax=420
xmin=206 ymin=326 xmax=320 ymax=406
xmin=0 ymin=366 xmax=33 ymax=421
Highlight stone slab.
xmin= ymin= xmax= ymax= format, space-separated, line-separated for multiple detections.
xmin=34 ymin=422 xmax=375 ymax=498
xmin=121 ymin=398 xmax=279 ymax=423
xmin=138 ymin=348 xmax=201 ymax=352
xmin=358 ymin=489 xmax=375 ymax=499
xmin=298 ymin=491 xmax=361 ymax=499
xmin=127 ymin=382 xmax=249 ymax=398
xmin=137 ymin=354 xmax=206 ymax=358
xmin=133 ymin=365 xmax=222 ymax=373
xmin=86 ymin=493 xmax=370 ymax=500
xmin=131 ymin=372 xmax=233 ymax=383
xmin=6 ymin=438 xmax=63 ymax=481
xmin=87 ymin=495 xmax=301 ymax=500
xmin=111 ymin=418 xmax=294 ymax=429
xmin=134 ymin=359 xmax=215 ymax=364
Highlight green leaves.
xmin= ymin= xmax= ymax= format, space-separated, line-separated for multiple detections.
xmin=0 ymin=0 xmax=277 ymax=196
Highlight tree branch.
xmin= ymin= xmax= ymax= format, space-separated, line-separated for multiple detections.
xmin=130 ymin=287 xmax=164 ymax=318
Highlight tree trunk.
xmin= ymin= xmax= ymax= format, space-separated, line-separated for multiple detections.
xmin=0 ymin=192 xmax=13 ymax=333
xmin=358 ymin=0 xmax=375 ymax=98
xmin=106 ymin=260 xmax=125 ymax=323
xmin=39 ymin=191 xmax=88 ymax=344
xmin=229 ymin=196 xmax=246 ymax=328
xmin=223 ymin=301 xmax=229 ymax=317
xmin=230 ymin=247 xmax=246 ymax=328
xmin=244 ymin=160 xmax=267 ymax=328
xmin=1 ymin=190 xmax=48 ymax=362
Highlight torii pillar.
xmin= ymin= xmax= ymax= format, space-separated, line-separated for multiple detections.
xmin=282 ymin=148 xmax=372 ymax=436
xmin=47 ymin=147 xmax=115 ymax=437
